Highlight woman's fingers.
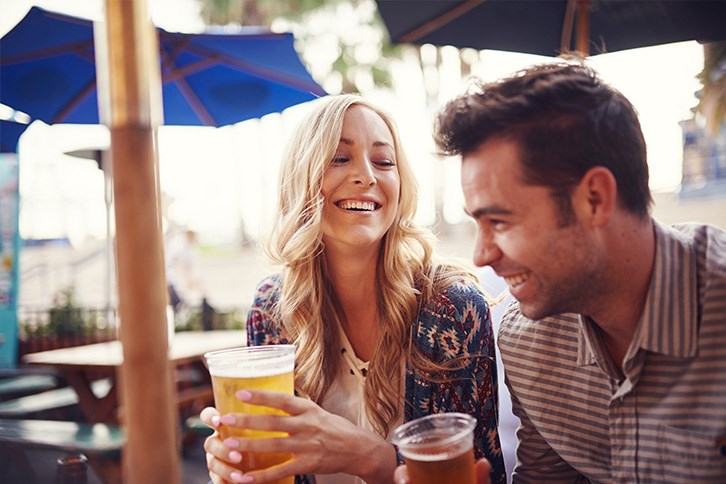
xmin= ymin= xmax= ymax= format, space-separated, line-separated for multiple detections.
xmin=235 ymin=456 xmax=300 ymax=484
xmin=200 ymin=406 xmax=221 ymax=426
xmin=206 ymin=449 xmax=245 ymax=484
xmin=205 ymin=433 xmax=244 ymax=466
xmin=235 ymin=389 xmax=313 ymax=414
xmin=217 ymin=412 xmax=304 ymax=434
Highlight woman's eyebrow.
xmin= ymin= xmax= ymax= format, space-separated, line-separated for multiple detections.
xmin=339 ymin=137 xmax=393 ymax=149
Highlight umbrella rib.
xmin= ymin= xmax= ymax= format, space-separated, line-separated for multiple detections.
xmin=179 ymin=44 xmax=325 ymax=94
xmin=163 ymin=57 xmax=219 ymax=81
xmin=174 ymin=77 xmax=216 ymax=126
xmin=399 ymin=0 xmax=483 ymax=44
xmin=0 ymin=40 xmax=95 ymax=65
xmin=53 ymin=77 xmax=96 ymax=124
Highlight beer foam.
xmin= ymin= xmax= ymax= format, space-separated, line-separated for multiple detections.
xmin=205 ymin=347 xmax=295 ymax=378
xmin=208 ymin=360 xmax=292 ymax=378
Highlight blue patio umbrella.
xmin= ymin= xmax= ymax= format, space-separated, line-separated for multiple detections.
xmin=0 ymin=6 xmax=326 ymax=127
xmin=0 ymin=120 xmax=30 ymax=153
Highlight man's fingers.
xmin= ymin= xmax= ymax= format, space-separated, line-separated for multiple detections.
xmin=475 ymin=458 xmax=492 ymax=484
xmin=393 ymin=465 xmax=410 ymax=484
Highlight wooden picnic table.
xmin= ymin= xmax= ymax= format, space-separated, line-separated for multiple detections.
xmin=21 ymin=330 xmax=244 ymax=424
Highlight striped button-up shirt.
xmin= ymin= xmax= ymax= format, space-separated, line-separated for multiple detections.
xmin=499 ymin=221 xmax=726 ymax=483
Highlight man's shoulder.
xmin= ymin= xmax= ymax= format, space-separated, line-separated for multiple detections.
xmin=667 ymin=222 xmax=726 ymax=252
xmin=665 ymin=222 xmax=726 ymax=277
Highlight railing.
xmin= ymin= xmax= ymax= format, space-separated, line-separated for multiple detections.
xmin=16 ymin=303 xmax=247 ymax=360
xmin=17 ymin=306 xmax=118 ymax=357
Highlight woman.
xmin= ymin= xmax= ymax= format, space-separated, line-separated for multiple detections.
xmin=202 ymin=94 xmax=505 ymax=484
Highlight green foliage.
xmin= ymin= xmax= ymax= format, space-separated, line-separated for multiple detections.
xmin=697 ymin=42 xmax=726 ymax=134
xmin=46 ymin=287 xmax=91 ymax=337
xmin=19 ymin=287 xmax=96 ymax=339
xmin=174 ymin=306 xmax=247 ymax=332
xmin=197 ymin=0 xmax=402 ymax=93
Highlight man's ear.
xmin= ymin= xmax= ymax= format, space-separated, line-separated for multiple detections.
xmin=573 ymin=166 xmax=617 ymax=227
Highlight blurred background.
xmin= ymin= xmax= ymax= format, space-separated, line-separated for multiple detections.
xmin=1 ymin=1 xmax=725 ymax=481
xmin=1 ymin=0 xmax=724 ymax=347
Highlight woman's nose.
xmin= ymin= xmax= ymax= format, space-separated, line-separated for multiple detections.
xmin=473 ymin=231 xmax=502 ymax=267
xmin=350 ymin=159 xmax=376 ymax=187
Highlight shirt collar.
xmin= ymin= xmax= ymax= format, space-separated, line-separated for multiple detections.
xmin=578 ymin=220 xmax=699 ymax=365
xmin=636 ymin=221 xmax=699 ymax=357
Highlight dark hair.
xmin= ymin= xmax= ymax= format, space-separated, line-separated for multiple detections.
xmin=434 ymin=62 xmax=652 ymax=221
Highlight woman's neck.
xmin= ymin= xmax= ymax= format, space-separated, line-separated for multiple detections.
xmin=324 ymin=245 xmax=380 ymax=360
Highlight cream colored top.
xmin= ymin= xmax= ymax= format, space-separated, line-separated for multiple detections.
xmin=314 ymin=322 xmax=403 ymax=484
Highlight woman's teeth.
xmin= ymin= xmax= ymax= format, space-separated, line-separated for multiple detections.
xmin=338 ymin=200 xmax=375 ymax=211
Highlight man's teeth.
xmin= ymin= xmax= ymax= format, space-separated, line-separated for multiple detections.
xmin=339 ymin=200 xmax=375 ymax=211
xmin=505 ymin=273 xmax=528 ymax=288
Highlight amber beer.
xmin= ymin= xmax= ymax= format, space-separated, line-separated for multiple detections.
xmin=205 ymin=345 xmax=296 ymax=484
xmin=392 ymin=413 xmax=477 ymax=484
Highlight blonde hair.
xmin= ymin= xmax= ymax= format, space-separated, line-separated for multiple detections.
xmin=264 ymin=94 xmax=476 ymax=436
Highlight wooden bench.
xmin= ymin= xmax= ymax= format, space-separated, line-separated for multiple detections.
xmin=0 ymin=367 xmax=63 ymax=402
xmin=184 ymin=415 xmax=214 ymax=437
xmin=0 ymin=418 xmax=124 ymax=483
xmin=0 ymin=378 xmax=112 ymax=420
xmin=0 ymin=374 xmax=60 ymax=401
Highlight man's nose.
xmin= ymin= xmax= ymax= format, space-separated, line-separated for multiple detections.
xmin=473 ymin=231 xmax=502 ymax=267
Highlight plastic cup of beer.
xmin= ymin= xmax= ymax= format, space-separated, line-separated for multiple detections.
xmin=391 ymin=412 xmax=477 ymax=484
xmin=204 ymin=345 xmax=296 ymax=484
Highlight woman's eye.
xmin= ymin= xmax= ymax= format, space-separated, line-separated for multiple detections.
xmin=331 ymin=157 xmax=349 ymax=164
xmin=374 ymin=160 xmax=396 ymax=167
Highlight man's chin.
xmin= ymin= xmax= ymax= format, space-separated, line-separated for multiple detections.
xmin=517 ymin=301 xmax=552 ymax=321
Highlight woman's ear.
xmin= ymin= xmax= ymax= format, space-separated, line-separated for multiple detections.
xmin=572 ymin=166 xmax=617 ymax=227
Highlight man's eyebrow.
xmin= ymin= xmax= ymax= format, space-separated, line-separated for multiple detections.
xmin=464 ymin=206 xmax=513 ymax=219
xmin=339 ymin=137 xmax=393 ymax=149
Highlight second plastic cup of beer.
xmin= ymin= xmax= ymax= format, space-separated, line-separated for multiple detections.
xmin=391 ymin=412 xmax=478 ymax=484
xmin=204 ymin=345 xmax=296 ymax=484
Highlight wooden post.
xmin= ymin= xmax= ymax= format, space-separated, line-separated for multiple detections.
xmin=576 ymin=0 xmax=591 ymax=56
xmin=561 ymin=0 xmax=590 ymax=56
xmin=98 ymin=0 xmax=180 ymax=482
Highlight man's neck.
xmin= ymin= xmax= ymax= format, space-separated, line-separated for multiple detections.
xmin=588 ymin=217 xmax=656 ymax=369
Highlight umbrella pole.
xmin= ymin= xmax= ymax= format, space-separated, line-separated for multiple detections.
xmin=576 ymin=0 xmax=591 ymax=56
xmin=99 ymin=0 xmax=180 ymax=482
xmin=561 ymin=0 xmax=590 ymax=56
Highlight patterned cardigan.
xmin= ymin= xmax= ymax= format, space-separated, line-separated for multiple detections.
xmin=246 ymin=274 xmax=506 ymax=484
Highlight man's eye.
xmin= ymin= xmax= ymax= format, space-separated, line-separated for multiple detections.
xmin=490 ymin=219 xmax=508 ymax=230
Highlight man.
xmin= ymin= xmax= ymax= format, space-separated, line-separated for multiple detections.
xmin=395 ymin=62 xmax=726 ymax=483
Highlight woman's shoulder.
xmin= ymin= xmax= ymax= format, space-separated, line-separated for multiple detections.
xmin=429 ymin=268 xmax=488 ymax=311
xmin=251 ymin=273 xmax=282 ymax=307
xmin=418 ymin=269 xmax=489 ymax=327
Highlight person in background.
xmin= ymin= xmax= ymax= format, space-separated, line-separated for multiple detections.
xmin=165 ymin=229 xmax=202 ymax=314
xmin=201 ymin=94 xmax=506 ymax=484
xmin=398 ymin=61 xmax=726 ymax=483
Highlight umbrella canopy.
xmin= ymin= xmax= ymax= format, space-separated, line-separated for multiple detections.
xmin=375 ymin=0 xmax=726 ymax=56
xmin=0 ymin=6 xmax=326 ymax=127
xmin=0 ymin=120 xmax=30 ymax=153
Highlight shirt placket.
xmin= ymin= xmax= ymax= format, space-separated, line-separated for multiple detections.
xmin=609 ymin=351 xmax=645 ymax=483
